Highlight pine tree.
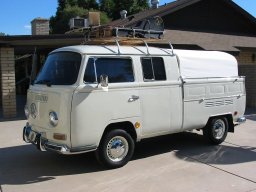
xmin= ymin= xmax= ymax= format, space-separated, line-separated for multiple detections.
xmin=57 ymin=0 xmax=66 ymax=11
xmin=99 ymin=0 xmax=115 ymax=18
xmin=77 ymin=0 xmax=99 ymax=9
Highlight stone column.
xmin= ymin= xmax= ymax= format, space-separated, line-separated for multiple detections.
xmin=0 ymin=47 xmax=16 ymax=118
xmin=0 ymin=58 xmax=2 ymax=106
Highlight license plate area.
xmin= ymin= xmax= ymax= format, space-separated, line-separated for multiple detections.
xmin=28 ymin=130 xmax=38 ymax=143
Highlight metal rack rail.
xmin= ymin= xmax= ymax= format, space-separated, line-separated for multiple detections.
xmin=82 ymin=37 xmax=175 ymax=56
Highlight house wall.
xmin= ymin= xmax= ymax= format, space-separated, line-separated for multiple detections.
xmin=237 ymin=49 xmax=256 ymax=108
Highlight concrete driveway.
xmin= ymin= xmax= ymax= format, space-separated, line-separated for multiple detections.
xmin=0 ymin=116 xmax=256 ymax=192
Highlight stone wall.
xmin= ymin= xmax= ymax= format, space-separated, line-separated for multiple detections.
xmin=0 ymin=47 xmax=16 ymax=118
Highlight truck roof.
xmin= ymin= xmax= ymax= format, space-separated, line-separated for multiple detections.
xmin=52 ymin=45 xmax=172 ymax=55
xmin=52 ymin=45 xmax=238 ymax=78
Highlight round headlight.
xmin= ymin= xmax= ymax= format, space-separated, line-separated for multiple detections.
xmin=30 ymin=103 xmax=37 ymax=119
xmin=49 ymin=111 xmax=58 ymax=127
xmin=24 ymin=105 xmax=29 ymax=119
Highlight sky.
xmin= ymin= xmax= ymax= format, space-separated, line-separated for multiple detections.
xmin=0 ymin=0 xmax=255 ymax=35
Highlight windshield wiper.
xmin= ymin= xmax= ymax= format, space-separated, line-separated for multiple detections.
xmin=35 ymin=79 xmax=52 ymax=87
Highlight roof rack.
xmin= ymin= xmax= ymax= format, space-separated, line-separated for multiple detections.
xmin=169 ymin=41 xmax=174 ymax=55
xmin=66 ymin=16 xmax=165 ymax=40
xmin=65 ymin=15 xmax=175 ymax=55
xmin=114 ymin=27 xmax=164 ymax=39
xmin=114 ymin=39 xmax=121 ymax=54
xmin=82 ymin=37 xmax=175 ymax=56
xmin=104 ymin=38 xmax=150 ymax=55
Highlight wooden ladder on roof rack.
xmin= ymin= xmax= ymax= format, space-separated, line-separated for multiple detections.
xmin=82 ymin=37 xmax=174 ymax=56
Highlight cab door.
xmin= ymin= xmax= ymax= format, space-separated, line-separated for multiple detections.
xmin=138 ymin=57 xmax=172 ymax=137
xmin=71 ymin=56 xmax=141 ymax=148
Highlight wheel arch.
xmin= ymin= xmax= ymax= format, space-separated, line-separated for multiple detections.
xmin=101 ymin=121 xmax=137 ymax=143
xmin=206 ymin=114 xmax=234 ymax=133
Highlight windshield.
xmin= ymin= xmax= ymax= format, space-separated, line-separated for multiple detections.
xmin=34 ymin=52 xmax=81 ymax=85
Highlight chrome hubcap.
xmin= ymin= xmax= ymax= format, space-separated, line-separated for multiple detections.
xmin=213 ymin=119 xmax=226 ymax=139
xmin=107 ymin=136 xmax=129 ymax=162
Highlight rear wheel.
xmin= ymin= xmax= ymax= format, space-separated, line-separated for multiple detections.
xmin=96 ymin=129 xmax=135 ymax=169
xmin=203 ymin=117 xmax=228 ymax=145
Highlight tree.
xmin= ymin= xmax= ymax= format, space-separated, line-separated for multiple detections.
xmin=51 ymin=0 xmax=109 ymax=34
xmin=100 ymin=11 xmax=111 ymax=25
xmin=100 ymin=0 xmax=149 ymax=20
xmin=50 ymin=5 xmax=88 ymax=34
xmin=136 ymin=0 xmax=149 ymax=12
xmin=57 ymin=0 xmax=67 ymax=11
xmin=99 ymin=0 xmax=115 ymax=18
xmin=0 ymin=32 xmax=5 ymax=36
xmin=50 ymin=0 xmax=148 ymax=34
xmin=77 ymin=0 xmax=98 ymax=9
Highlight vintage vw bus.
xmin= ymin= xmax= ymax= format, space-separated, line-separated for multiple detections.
xmin=23 ymin=44 xmax=246 ymax=168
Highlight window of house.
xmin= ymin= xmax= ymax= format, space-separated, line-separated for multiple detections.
xmin=84 ymin=57 xmax=134 ymax=83
xmin=141 ymin=57 xmax=166 ymax=81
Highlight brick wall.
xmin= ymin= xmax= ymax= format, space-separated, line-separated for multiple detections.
xmin=239 ymin=65 xmax=256 ymax=108
xmin=0 ymin=50 xmax=1 ymax=106
xmin=236 ymin=50 xmax=256 ymax=65
xmin=237 ymin=49 xmax=256 ymax=108
xmin=31 ymin=18 xmax=49 ymax=35
xmin=0 ymin=47 xmax=16 ymax=118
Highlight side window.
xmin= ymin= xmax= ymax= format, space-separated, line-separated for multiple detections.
xmin=84 ymin=57 xmax=134 ymax=83
xmin=141 ymin=57 xmax=166 ymax=81
xmin=84 ymin=58 xmax=96 ymax=83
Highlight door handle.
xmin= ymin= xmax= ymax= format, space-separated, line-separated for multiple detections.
xmin=128 ymin=95 xmax=139 ymax=102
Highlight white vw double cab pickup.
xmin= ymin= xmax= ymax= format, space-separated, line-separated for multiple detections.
xmin=23 ymin=44 xmax=246 ymax=168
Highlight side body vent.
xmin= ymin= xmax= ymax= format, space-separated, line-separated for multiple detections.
xmin=205 ymin=99 xmax=233 ymax=108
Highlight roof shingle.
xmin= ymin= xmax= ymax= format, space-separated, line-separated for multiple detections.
xmin=155 ymin=29 xmax=256 ymax=51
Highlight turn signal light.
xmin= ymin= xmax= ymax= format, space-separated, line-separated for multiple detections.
xmin=135 ymin=122 xmax=141 ymax=129
xmin=53 ymin=133 xmax=67 ymax=140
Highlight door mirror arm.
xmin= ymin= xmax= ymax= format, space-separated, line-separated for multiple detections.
xmin=100 ymin=75 xmax=109 ymax=90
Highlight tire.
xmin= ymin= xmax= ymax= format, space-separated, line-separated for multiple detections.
xmin=203 ymin=117 xmax=229 ymax=145
xmin=96 ymin=129 xmax=135 ymax=169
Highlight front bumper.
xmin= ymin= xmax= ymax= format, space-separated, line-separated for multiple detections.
xmin=23 ymin=123 xmax=97 ymax=155
xmin=23 ymin=124 xmax=71 ymax=154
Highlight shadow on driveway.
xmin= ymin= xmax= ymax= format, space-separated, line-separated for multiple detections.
xmin=134 ymin=132 xmax=256 ymax=164
xmin=1 ymin=132 xmax=255 ymax=186
xmin=0 ymin=145 xmax=103 ymax=186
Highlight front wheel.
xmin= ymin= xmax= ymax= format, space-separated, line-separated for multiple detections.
xmin=203 ymin=117 xmax=229 ymax=145
xmin=96 ymin=129 xmax=135 ymax=169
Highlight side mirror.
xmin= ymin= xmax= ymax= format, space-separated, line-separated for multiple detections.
xmin=100 ymin=75 xmax=108 ymax=88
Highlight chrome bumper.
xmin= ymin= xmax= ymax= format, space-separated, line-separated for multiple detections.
xmin=234 ymin=116 xmax=246 ymax=126
xmin=23 ymin=124 xmax=72 ymax=154
xmin=23 ymin=124 xmax=96 ymax=155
